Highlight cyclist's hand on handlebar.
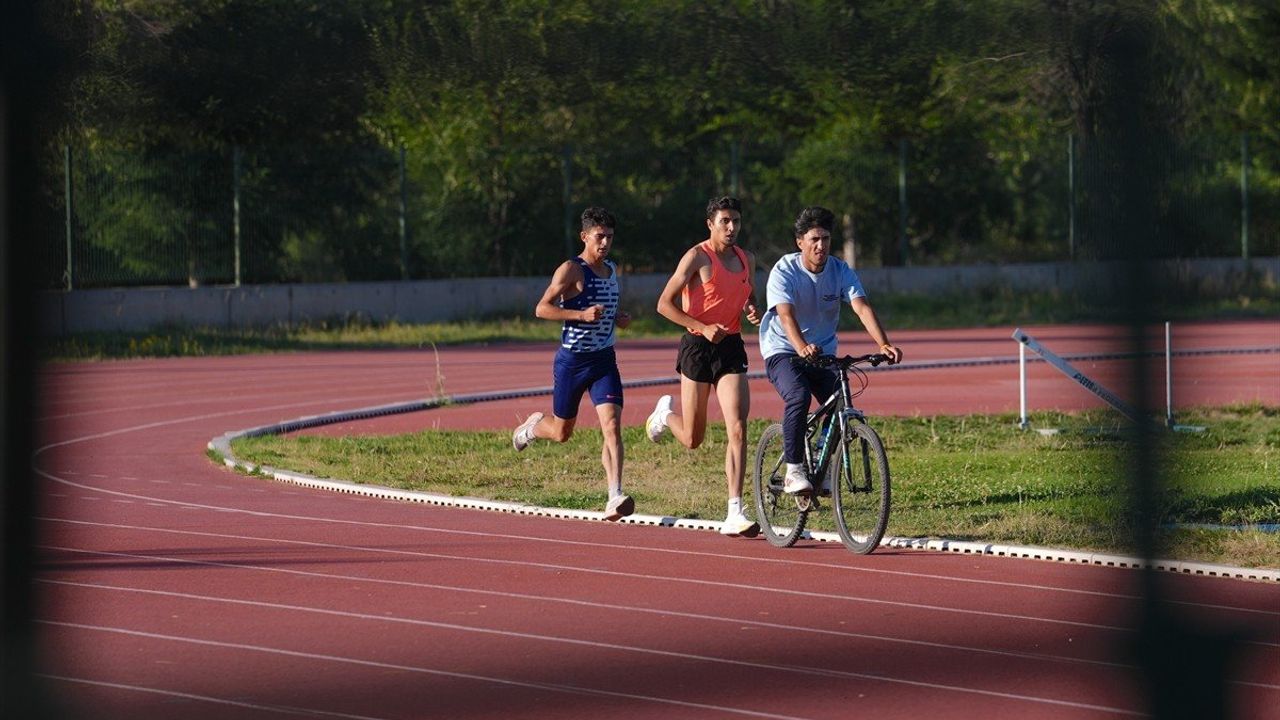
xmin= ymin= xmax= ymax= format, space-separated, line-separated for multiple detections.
xmin=797 ymin=342 xmax=820 ymax=360
xmin=879 ymin=344 xmax=903 ymax=365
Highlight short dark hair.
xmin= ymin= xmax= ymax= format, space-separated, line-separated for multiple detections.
xmin=581 ymin=206 xmax=616 ymax=231
xmin=705 ymin=196 xmax=742 ymax=220
xmin=793 ymin=206 xmax=835 ymax=238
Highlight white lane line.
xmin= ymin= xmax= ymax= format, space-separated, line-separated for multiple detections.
xmin=33 ymin=478 xmax=1278 ymax=620
xmin=35 ymin=384 xmax=428 ymax=423
xmin=39 ymin=587 xmax=1145 ymax=715
xmin=38 ymin=546 xmax=1136 ymax=671
xmin=39 ymin=674 xmax=388 ymax=720
xmin=31 ymin=524 xmax=1137 ymax=634
xmin=35 ymin=396 xmax=418 ymax=454
xmin=40 ymin=621 xmax=816 ymax=720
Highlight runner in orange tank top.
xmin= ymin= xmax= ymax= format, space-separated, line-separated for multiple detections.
xmin=680 ymin=239 xmax=753 ymax=335
xmin=650 ymin=196 xmax=762 ymax=538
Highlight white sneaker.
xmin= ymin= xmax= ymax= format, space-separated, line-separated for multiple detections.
xmin=818 ymin=473 xmax=832 ymax=497
xmin=604 ymin=494 xmax=635 ymax=521
xmin=646 ymin=395 xmax=673 ymax=442
xmin=720 ymin=510 xmax=760 ymax=538
xmin=512 ymin=412 xmax=543 ymax=451
xmin=783 ymin=464 xmax=813 ymax=495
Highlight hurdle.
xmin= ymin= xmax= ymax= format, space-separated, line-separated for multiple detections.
xmin=1163 ymin=322 xmax=1208 ymax=433
xmin=1014 ymin=328 xmax=1143 ymax=430
xmin=1014 ymin=324 xmax=1207 ymax=432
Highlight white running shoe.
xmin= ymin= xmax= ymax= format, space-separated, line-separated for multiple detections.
xmin=512 ymin=412 xmax=543 ymax=451
xmin=645 ymin=395 xmax=673 ymax=442
xmin=720 ymin=510 xmax=760 ymax=538
xmin=783 ymin=464 xmax=813 ymax=495
xmin=818 ymin=473 xmax=832 ymax=497
xmin=604 ymin=494 xmax=635 ymax=521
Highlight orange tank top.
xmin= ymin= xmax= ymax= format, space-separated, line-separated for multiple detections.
xmin=681 ymin=241 xmax=752 ymax=334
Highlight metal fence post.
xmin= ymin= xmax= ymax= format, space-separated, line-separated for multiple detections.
xmin=64 ymin=144 xmax=73 ymax=290
xmin=1068 ymin=133 xmax=1076 ymax=261
xmin=1240 ymin=132 xmax=1249 ymax=261
xmin=399 ymin=144 xmax=408 ymax=280
xmin=233 ymin=145 xmax=242 ymax=287
xmin=897 ymin=139 xmax=909 ymax=266
xmin=730 ymin=139 xmax=741 ymax=197
xmin=561 ymin=144 xmax=574 ymax=258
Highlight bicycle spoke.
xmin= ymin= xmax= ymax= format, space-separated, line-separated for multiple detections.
xmin=753 ymin=423 xmax=807 ymax=547
xmin=832 ymin=421 xmax=891 ymax=554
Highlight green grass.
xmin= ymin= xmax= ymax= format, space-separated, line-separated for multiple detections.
xmin=44 ymin=284 xmax=1280 ymax=361
xmin=229 ymin=404 xmax=1280 ymax=569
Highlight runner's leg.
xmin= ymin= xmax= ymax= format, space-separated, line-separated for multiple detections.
xmin=666 ymin=375 xmax=712 ymax=449
xmin=594 ymin=402 xmax=623 ymax=498
xmin=714 ymin=372 xmax=750 ymax=500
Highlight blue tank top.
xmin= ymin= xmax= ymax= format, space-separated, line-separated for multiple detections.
xmin=560 ymin=258 xmax=619 ymax=352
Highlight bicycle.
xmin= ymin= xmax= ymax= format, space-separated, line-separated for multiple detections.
xmin=752 ymin=353 xmax=892 ymax=554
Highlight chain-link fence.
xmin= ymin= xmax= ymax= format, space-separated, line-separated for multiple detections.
xmin=40 ymin=133 xmax=1276 ymax=290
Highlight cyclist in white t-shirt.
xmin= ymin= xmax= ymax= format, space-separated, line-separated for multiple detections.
xmin=758 ymin=206 xmax=903 ymax=495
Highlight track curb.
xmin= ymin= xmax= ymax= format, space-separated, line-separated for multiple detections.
xmin=208 ymin=379 xmax=1279 ymax=585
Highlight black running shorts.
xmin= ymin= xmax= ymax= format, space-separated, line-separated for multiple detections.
xmin=676 ymin=332 xmax=749 ymax=383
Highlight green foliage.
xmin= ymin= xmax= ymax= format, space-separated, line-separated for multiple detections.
xmin=41 ymin=1 xmax=1280 ymax=288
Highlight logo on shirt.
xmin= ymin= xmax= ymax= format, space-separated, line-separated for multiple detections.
xmin=822 ymin=294 xmax=839 ymax=302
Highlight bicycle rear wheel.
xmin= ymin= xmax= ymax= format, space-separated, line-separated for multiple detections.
xmin=831 ymin=420 xmax=891 ymax=554
xmin=753 ymin=422 xmax=807 ymax=548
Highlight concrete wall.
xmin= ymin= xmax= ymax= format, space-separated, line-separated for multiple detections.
xmin=40 ymin=257 xmax=1278 ymax=336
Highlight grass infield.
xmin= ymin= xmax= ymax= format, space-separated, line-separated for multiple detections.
xmin=230 ymin=404 xmax=1280 ymax=569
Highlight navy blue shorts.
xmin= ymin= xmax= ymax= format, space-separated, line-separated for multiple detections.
xmin=552 ymin=346 xmax=624 ymax=419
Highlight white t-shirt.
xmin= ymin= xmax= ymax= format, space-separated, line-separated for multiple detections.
xmin=758 ymin=253 xmax=866 ymax=359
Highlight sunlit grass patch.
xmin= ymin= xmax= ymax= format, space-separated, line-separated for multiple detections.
xmin=228 ymin=406 xmax=1280 ymax=568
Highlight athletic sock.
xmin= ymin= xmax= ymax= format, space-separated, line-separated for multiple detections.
xmin=727 ymin=497 xmax=742 ymax=515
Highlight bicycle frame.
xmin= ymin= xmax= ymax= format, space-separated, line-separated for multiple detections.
xmin=801 ymin=362 xmax=868 ymax=482
xmin=754 ymin=351 xmax=892 ymax=553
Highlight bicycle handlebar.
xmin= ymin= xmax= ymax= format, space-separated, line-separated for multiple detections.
xmin=790 ymin=353 xmax=892 ymax=369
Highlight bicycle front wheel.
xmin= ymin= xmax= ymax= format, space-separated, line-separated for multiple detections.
xmin=753 ymin=423 xmax=807 ymax=548
xmin=831 ymin=421 xmax=891 ymax=554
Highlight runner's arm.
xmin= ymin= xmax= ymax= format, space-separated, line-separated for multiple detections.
xmin=535 ymin=262 xmax=600 ymax=322
xmin=743 ymin=249 xmax=761 ymax=326
xmin=656 ymin=248 xmax=724 ymax=342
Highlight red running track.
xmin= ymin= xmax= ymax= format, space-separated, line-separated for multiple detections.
xmin=32 ymin=321 xmax=1280 ymax=719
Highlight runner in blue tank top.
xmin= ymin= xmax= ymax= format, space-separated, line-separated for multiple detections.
xmin=512 ymin=206 xmax=636 ymax=521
